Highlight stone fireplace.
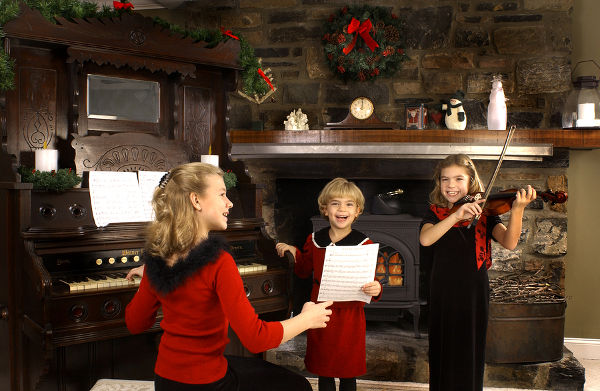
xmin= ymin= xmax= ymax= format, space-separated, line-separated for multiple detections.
xmin=235 ymin=148 xmax=569 ymax=329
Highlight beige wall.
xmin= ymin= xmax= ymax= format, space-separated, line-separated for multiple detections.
xmin=565 ymin=0 xmax=600 ymax=339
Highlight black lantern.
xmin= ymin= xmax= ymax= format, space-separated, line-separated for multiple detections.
xmin=562 ymin=60 xmax=600 ymax=129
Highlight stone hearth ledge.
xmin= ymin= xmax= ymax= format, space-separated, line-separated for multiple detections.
xmin=266 ymin=321 xmax=585 ymax=391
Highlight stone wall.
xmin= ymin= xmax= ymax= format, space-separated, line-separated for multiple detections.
xmin=173 ymin=0 xmax=573 ymax=130
xmin=161 ymin=1 xmax=572 ymax=290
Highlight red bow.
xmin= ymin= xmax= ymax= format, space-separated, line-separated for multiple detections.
xmin=113 ymin=1 xmax=134 ymax=9
xmin=220 ymin=27 xmax=239 ymax=40
xmin=343 ymin=18 xmax=379 ymax=55
xmin=257 ymin=68 xmax=274 ymax=91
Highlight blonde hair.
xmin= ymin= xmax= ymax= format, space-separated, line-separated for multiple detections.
xmin=146 ymin=162 xmax=224 ymax=259
xmin=317 ymin=177 xmax=365 ymax=217
xmin=429 ymin=154 xmax=484 ymax=207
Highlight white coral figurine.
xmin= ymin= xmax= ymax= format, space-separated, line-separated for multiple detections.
xmin=284 ymin=108 xmax=309 ymax=130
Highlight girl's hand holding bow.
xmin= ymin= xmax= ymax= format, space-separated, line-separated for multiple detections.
xmin=453 ymin=198 xmax=486 ymax=222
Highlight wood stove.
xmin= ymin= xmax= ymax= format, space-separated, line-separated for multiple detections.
xmin=311 ymin=214 xmax=423 ymax=337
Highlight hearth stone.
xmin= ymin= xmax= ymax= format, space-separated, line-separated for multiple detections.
xmin=265 ymin=320 xmax=585 ymax=391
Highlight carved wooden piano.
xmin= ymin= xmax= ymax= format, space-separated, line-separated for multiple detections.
xmin=0 ymin=5 xmax=291 ymax=391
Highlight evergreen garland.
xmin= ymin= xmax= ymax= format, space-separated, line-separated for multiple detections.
xmin=0 ymin=0 xmax=272 ymax=97
xmin=322 ymin=5 xmax=409 ymax=82
xmin=223 ymin=170 xmax=237 ymax=190
xmin=19 ymin=166 xmax=82 ymax=191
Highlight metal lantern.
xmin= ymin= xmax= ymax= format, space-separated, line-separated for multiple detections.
xmin=562 ymin=60 xmax=600 ymax=129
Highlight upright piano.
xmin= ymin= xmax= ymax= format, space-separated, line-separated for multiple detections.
xmin=0 ymin=5 xmax=291 ymax=391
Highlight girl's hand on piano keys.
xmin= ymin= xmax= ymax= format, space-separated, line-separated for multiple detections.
xmin=126 ymin=265 xmax=145 ymax=281
xmin=275 ymin=242 xmax=297 ymax=261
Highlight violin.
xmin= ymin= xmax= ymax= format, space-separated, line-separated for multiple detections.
xmin=451 ymin=189 xmax=568 ymax=217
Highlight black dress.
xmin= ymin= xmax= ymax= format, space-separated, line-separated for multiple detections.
xmin=422 ymin=209 xmax=501 ymax=391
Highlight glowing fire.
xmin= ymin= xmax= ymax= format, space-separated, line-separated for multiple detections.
xmin=376 ymin=251 xmax=403 ymax=286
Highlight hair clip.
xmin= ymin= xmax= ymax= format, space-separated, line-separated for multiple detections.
xmin=159 ymin=171 xmax=171 ymax=189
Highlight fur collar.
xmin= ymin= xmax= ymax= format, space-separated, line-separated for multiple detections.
xmin=145 ymin=236 xmax=229 ymax=295
xmin=312 ymin=227 xmax=369 ymax=248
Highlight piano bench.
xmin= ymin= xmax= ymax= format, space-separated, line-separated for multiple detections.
xmin=90 ymin=378 xmax=154 ymax=391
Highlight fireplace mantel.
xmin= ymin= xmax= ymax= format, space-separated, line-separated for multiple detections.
xmin=229 ymin=128 xmax=600 ymax=161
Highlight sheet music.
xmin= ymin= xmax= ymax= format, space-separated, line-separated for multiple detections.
xmin=89 ymin=171 xmax=148 ymax=227
xmin=137 ymin=171 xmax=167 ymax=221
xmin=317 ymin=243 xmax=379 ymax=303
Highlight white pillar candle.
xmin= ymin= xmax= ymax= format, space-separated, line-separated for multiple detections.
xmin=577 ymin=103 xmax=595 ymax=120
xmin=201 ymin=154 xmax=219 ymax=167
xmin=35 ymin=149 xmax=59 ymax=172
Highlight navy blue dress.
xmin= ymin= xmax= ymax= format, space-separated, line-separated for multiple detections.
xmin=422 ymin=209 xmax=501 ymax=391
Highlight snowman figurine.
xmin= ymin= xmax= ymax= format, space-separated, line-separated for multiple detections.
xmin=442 ymin=90 xmax=467 ymax=130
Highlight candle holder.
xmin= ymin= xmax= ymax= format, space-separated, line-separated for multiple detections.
xmin=562 ymin=60 xmax=600 ymax=129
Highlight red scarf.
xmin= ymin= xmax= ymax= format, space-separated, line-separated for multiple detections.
xmin=430 ymin=204 xmax=492 ymax=270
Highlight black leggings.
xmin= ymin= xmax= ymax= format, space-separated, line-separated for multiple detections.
xmin=154 ymin=355 xmax=312 ymax=391
xmin=318 ymin=376 xmax=357 ymax=391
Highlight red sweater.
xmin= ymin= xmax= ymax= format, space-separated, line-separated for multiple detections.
xmin=125 ymin=247 xmax=283 ymax=384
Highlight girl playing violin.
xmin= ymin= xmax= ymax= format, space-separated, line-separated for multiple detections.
xmin=420 ymin=154 xmax=535 ymax=391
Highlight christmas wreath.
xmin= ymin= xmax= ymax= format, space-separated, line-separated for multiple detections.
xmin=322 ymin=5 xmax=409 ymax=82
xmin=0 ymin=0 xmax=274 ymax=100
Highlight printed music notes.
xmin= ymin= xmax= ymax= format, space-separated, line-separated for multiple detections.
xmin=89 ymin=171 xmax=166 ymax=227
xmin=317 ymin=243 xmax=379 ymax=303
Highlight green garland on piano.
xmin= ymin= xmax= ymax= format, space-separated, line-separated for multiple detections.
xmin=18 ymin=166 xmax=82 ymax=191
xmin=223 ymin=170 xmax=237 ymax=190
xmin=0 ymin=0 xmax=272 ymax=97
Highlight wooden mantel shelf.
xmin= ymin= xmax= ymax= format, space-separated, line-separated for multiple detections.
xmin=229 ymin=129 xmax=600 ymax=161
xmin=230 ymin=129 xmax=600 ymax=149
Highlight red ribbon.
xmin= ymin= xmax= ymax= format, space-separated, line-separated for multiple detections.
xmin=257 ymin=68 xmax=274 ymax=91
xmin=113 ymin=1 xmax=134 ymax=9
xmin=343 ymin=18 xmax=379 ymax=55
xmin=220 ymin=27 xmax=239 ymax=40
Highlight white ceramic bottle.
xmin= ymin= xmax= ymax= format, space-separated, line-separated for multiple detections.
xmin=488 ymin=76 xmax=507 ymax=130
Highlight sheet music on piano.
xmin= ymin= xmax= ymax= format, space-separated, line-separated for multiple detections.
xmin=138 ymin=171 xmax=168 ymax=221
xmin=89 ymin=171 xmax=166 ymax=227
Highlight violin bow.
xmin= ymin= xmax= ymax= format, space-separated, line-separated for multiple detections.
xmin=468 ymin=125 xmax=516 ymax=229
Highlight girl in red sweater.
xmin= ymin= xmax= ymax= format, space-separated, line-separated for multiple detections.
xmin=125 ymin=162 xmax=332 ymax=391
xmin=276 ymin=178 xmax=382 ymax=391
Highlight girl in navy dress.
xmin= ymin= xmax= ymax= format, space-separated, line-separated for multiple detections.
xmin=420 ymin=154 xmax=535 ymax=391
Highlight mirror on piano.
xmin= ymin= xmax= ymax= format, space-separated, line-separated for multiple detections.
xmin=87 ymin=75 xmax=160 ymax=123
xmin=79 ymin=64 xmax=169 ymax=135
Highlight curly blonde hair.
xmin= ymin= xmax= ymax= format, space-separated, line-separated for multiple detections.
xmin=429 ymin=154 xmax=484 ymax=207
xmin=146 ymin=162 xmax=223 ymax=259
xmin=317 ymin=177 xmax=365 ymax=218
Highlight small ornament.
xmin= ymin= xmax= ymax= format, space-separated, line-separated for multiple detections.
xmin=442 ymin=91 xmax=467 ymax=130
xmin=406 ymin=104 xmax=428 ymax=129
xmin=284 ymin=108 xmax=309 ymax=130
xmin=488 ymin=75 xmax=507 ymax=130
xmin=237 ymin=58 xmax=277 ymax=104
